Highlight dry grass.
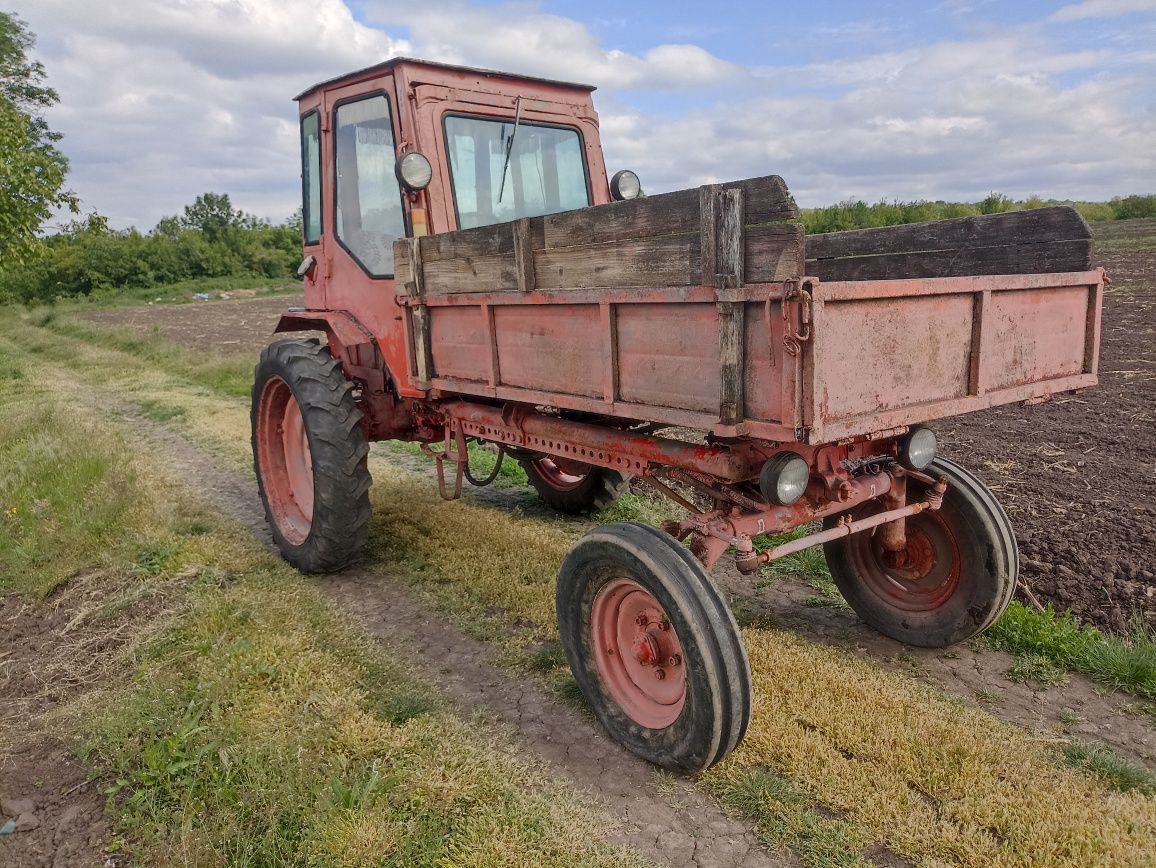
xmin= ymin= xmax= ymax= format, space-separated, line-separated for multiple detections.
xmin=707 ymin=629 xmax=1156 ymax=867
xmin=0 ymin=330 xmax=646 ymax=868
xmin=12 ymin=309 xmax=1156 ymax=867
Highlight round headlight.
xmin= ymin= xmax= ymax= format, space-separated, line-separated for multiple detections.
xmin=899 ymin=426 xmax=937 ymax=471
xmin=610 ymin=169 xmax=642 ymax=201
xmin=759 ymin=453 xmax=810 ymax=507
xmin=396 ymin=151 xmax=433 ymax=192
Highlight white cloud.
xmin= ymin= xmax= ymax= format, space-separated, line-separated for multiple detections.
xmin=1051 ymin=0 xmax=1156 ymax=22
xmin=11 ymin=0 xmax=1156 ymax=229
xmin=363 ymin=1 xmax=743 ymax=90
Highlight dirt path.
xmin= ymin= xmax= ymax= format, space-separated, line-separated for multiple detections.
xmin=81 ymin=389 xmax=787 ymax=868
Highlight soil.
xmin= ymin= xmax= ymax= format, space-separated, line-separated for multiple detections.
xmin=79 ymin=219 xmax=1156 ymax=634
xmin=0 ymin=597 xmax=120 ymax=868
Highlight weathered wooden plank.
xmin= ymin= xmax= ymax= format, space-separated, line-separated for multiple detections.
xmin=535 ymin=235 xmax=698 ymax=289
xmin=718 ymin=302 xmax=745 ymax=424
xmin=806 ymin=238 xmax=1093 ymax=282
xmin=394 ymin=238 xmax=414 ymax=287
xmin=718 ymin=187 xmax=744 ymax=287
xmin=745 ymin=224 xmax=805 ymax=283
xmin=805 ymin=206 xmax=1092 ymax=280
xmin=420 ymin=222 xmax=514 ymax=262
xmin=699 ymin=185 xmax=719 ymax=286
xmin=411 ymin=305 xmax=433 ymax=388
xmin=422 ymin=254 xmax=518 ymax=294
xmin=512 ymin=218 xmax=537 ymax=293
xmin=541 ymin=175 xmax=796 ymax=249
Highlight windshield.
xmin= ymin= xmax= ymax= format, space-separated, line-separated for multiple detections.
xmin=444 ymin=115 xmax=590 ymax=230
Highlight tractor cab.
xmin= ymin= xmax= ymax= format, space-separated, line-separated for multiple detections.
xmin=292 ymin=58 xmax=641 ymax=315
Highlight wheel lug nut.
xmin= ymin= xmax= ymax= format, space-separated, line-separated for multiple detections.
xmin=667 ymin=654 xmax=681 ymax=667
xmin=635 ymin=613 xmax=648 ymax=627
xmin=654 ymin=668 xmax=666 ymax=680
xmin=658 ymin=618 xmax=669 ymax=631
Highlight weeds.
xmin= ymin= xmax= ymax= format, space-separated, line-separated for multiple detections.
xmin=987 ymin=602 xmax=1156 ymax=699
xmin=1059 ymin=741 xmax=1156 ymax=796
xmin=1006 ymin=653 xmax=1069 ymax=688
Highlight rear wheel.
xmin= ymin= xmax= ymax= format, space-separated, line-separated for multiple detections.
xmin=252 ymin=339 xmax=371 ymax=573
xmin=520 ymin=456 xmax=629 ymax=514
xmin=557 ymin=522 xmax=752 ymax=772
xmin=823 ymin=457 xmax=1017 ymax=647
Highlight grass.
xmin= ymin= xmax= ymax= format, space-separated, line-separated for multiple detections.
xmin=46 ymin=274 xmax=300 ymax=309
xmin=986 ymin=602 xmax=1156 ymax=699
xmin=1058 ymin=742 xmax=1156 ymax=797
xmin=0 ymin=333 xmax=645 ymax=867
xmin=6 ymin=305 xmax=1156 ymax=867
xmin=32 ymin=310 xmax=254 ymax=397
xmin=1005 ymin=653 xmax=1069 ymax=688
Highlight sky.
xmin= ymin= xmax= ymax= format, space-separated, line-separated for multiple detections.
xmin=10 ymin=0 xmax=1156 ymax=230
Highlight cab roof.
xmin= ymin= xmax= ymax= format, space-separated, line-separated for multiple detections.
xmin=294 ymin=56 xmax=596 ymax=102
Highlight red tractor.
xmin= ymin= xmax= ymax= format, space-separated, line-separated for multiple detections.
xmin=253 ymin=58 xmax=1103 ymax=771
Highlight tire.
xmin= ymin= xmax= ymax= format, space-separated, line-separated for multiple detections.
xmin=519 ymin=456 xmax=629 ymax=514
xmin=252 ymin=338 xmax=372 ymax=573
xmin=557 ymin=522 xmax=752 ymax=773
xmin=823 ymin=457 xmax=1018 ymax=647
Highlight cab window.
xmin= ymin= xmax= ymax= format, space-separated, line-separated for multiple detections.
xmin=334 ymin=94 xmax=406 ymax=277
xmin=300 ymin=110 xmax=321 ymax=245
xmin=444 ymin=114 xmax=590 ymax=230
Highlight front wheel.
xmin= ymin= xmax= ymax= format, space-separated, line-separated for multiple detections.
xmin=557 ymin=522 xmax=752 ymax=772
xmin=252 ymin=339 xmax=372 ymax=573
xmin=519 ymin=456 xmax=629 ymax=515
xmin=823 ymin=457 xmax=1018 ymax=647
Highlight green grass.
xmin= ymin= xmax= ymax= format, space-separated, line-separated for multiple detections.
xmin=709 ymin=766 xmax=868 ymax=868
xmin=1006 ymin=653 xmax=1069 ymax=688
xmin=986 ymin=602 xmax=1156 ymax=700
xmin=1058 ymin=742 xmax=1156 ymax=797
xmin=48 ymin=274 xmax=300 ymax=310
xmin=30 ymin=310 xmax=254 ymax=397
xmin=1 ymin=333 xmax=643 ymax=868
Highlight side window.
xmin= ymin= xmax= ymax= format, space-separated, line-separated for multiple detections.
xmin=334 ymin=94 xmax=406 ymax=277
xmin=300 ymin=111 xmax=321 ymax=245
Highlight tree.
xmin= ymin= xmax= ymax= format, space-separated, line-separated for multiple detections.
xmin=0 ymin=13 xmax=78 ymax=265
xmin=181 ymin=192 xmax=243 ymax=242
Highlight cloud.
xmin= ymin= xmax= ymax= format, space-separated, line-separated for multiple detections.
xmin=1051 ymin=0 xmax=1156 ymax=22
xmin=362 ymin=1 xmax=743 ymax=90
xmin=15 ymin=0 xmax=406 ymax=228
xmin=12 ymin=0 xmax=1156 ymax=229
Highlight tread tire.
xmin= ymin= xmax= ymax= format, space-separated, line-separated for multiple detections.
xmin=557 ymin=521 xmax=752 ymax=773
xmin=520 ymin=458 xmax=630 ymax=515
xmin=252 ymin=338 xmax=372 ymax=573
xmin=823 ymin=457 xmax=1018 ymax=647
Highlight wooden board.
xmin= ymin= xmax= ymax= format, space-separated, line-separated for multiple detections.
xmin=805 ymin=206 xmax=1092 ymax=281
xmin=396 ymin=175 xmax=803 ymax=295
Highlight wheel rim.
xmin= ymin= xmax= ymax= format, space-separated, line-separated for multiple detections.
xmin=530 ymin=457 xmax=589 ymax=491
xmin=256 ymin=375 xmax=314 ymax=545
xmin=591 ymin=578 xmax=687 ymax=729
xmin=845 ymin=510 xmax=962 ymax=613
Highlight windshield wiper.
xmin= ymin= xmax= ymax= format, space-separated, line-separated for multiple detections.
xmin=497 ymin=96 xmax=523 ymax=204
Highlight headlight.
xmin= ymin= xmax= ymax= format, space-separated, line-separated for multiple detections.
xmin=396 ymin=151 xmax=433 ymax=192
xmin=759 ymin=453 xmax=810 ymax=506
xmin=899 ymin=426 xmax=937 ymax=471
xmin=610 ymin=169 xmax=642 ymax=201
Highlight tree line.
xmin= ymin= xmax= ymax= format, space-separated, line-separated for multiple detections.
xmin=0 ymin=192 xmax=301 ymax=304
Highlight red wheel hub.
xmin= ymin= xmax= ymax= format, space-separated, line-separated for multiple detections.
xmin=591 ymin=578 xmax=686 ymax=729
xmin=255 ymin=376 xmax=314 ymax=545
xmin=530 ymin=457 xmax=589 ymax=492
xmin=851 ymin=514 xmax=961 ymax=612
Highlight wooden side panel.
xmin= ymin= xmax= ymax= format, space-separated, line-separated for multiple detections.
xmin=492 ymin=304 xmax=605 ymax=398
xmin=398 ymin=175 xmax=802 ymax=295
xmin=428 ymin=306 xmax=488 ymax=382
xmin=983 ymin=286 xmax=1090 ymax=391
xmin=616 ymin=303 xmax=721 ymax=412
xmin=741 ymin=300 xmax=785 ymax=423
xmin=805 ymin=207 xmax=1092 ymax=281
xmin=816 ymin=294 xmax=975 ymax=420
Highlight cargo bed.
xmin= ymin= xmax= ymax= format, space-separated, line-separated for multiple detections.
xmin=394 ymin=177 xmax=1102 ymax=445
